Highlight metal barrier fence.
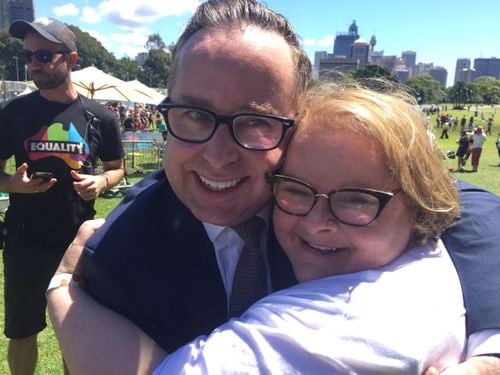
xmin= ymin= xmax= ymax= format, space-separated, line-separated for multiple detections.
xmin=122 ymin=140 xmax=163 ymax=173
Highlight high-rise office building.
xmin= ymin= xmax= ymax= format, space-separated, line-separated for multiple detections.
xmin=401 ymin=51 xmax=416 ymax=68
xmin=135 ymin=52 xmax=149 ymax=66
xmin=0 ymin=0 xmax=34 ymax=28
xmin=393 ymin=68 xmax=410 ymax=83
xmin=454 ymin=58 xmax=471 ymax=84
xmin=369 ymin=50 xmax=384 ymax=65
xmin=474 ymin=58 xmax=500 ymax=79
xmin=333 ymin=20 xmax=359 ymax=58
xmin=313 ymin=51 xmax=328 ymax=79
xmin=415 ymin=61 xmax=434 ymax=76
xmin=459 ymin=68 xmax=476 ymax=83
xmin=382 ymin=55 xmax=397 ymax=71
xmin=430 ymin=66 xmax=448 ymax=87
xmin=351 ymin=38 xmax=369 ymax=68
xmin=0 ymin=0 xmax=9 ymax=28
xmin=319 ymin=57 xmax=359 ymax=81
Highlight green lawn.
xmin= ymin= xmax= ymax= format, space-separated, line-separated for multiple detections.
xmin=432 ymin=105 xmax=500 ymax=195
xmin=0 ymin=108 xmax=499 ymax=374
xmin=0 ymin=183 xmax=130 ymax=374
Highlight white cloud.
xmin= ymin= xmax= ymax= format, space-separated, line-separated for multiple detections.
xmin=81 ymin=6 xmax=102 ymax=24
xmin=111 ymin=30 xmax=150 ymax=46
xmin=84 ymin=0 xmax=200 ymax=29
xmin=53 ymin=3 xmax=79 ymax=17
xmin=318 ymin=34 xmax=334 ymax=47
xmin=303 ymin=38 xmax=317 ymax=46
xmin=77 ymin=0 xmax=199 ymax=58
xmin=301 ymin=34 xmax=334 ymax=48
xmin=117 ymin=44 xmax=147 ymax=58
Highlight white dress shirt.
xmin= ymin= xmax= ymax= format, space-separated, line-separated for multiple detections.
xmin=202 ymin=205 xmax=272 ymax=303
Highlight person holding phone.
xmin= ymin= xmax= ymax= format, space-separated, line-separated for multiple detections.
xmin=0 ymin=17 xmax=124 ymax=374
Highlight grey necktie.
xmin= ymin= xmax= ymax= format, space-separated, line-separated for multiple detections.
xmin=228 ymin=216 xmax=266 ymax=318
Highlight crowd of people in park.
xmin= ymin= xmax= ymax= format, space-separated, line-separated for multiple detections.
xmin=106 ymin=101 xmax=167 ymax=135
xmin=1 ymin=1 xmax=500 ymax=375
xmin=428 ymin=107 xmax=496 ymax=172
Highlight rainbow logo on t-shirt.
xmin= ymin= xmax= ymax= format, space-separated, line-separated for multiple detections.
xmin=25 ymin=122 xmax=89 ymax=169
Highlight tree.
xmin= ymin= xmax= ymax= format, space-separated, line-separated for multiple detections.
xmin=405 ymin=75 xmax=444 ymax=104
xmin=68 ymin=25 xmax=120 ymax=74
xmin=141 ymin=34 xmax=171 ymax=88
xmin=352 ymin=63 xmax=398 ymax=82
xmin=0 ymin=27 xmax=24 ymax=81
xmin=473 ymin=76 xmax=500 ymax=104
xmin=116 ymin=56 xmax=141 ymax=81
xmin=145 ymin=34 xmax=167 ymax=51
xmin=449 ymin=81 xmax=475 ymax=108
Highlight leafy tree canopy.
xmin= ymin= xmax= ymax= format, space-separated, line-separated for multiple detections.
xmin=472 ymin=76 xmax=500 ymax=104
xmin=0 ymin=27 xmax=25 ymax=80
xmin=352 ymin=63 xmax=398 ymax=82
xmin=68 ymin=25 xmax=120 ymax=74
xmin=405 ymin=75 xmax=444 ymax=104
xmin=145 ymin=34 xmax=167 ymax=51
xmin=141 ymin=33 xmax=171 ymax=88
xmin=448 ymin=81 xmax=477 ymax=108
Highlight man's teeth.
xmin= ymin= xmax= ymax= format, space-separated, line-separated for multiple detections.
xmin=199 ymin=175 xmax=241 ymax=191
xmin=308 ymin=242 xmax=338 ymax=254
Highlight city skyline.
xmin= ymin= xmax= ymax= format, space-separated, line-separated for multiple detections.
xmin=26 ymin=0 xmax=500 ymax=86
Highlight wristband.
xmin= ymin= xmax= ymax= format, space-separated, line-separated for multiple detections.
xmin=102 ymin=174 xmax=110 ymax=188
xmin=46 ymin=273 xmax=81 ymax=296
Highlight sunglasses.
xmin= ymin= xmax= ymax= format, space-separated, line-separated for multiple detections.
xmin=23 ymin=49 xmax=69 ymax=64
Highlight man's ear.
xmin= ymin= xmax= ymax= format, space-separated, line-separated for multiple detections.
xmin=68 ymin=52 xmax=78 ymax=68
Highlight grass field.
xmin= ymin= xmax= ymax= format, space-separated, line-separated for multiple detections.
xmin=0 ymin=107 xmax=499 ymax=374
xmin=432 ymin=105 xmax=500 ymax=195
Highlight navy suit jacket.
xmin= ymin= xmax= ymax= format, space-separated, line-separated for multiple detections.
xmin=84 ymin=169 xmax=296 ymax=352
xmin=84 ymin=172 xmax=500 ymax=351
xmin=442 ymin=180 xmax=500 ymax=335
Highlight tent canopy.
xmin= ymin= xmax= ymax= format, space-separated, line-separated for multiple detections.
xmin=71 ymin=66 xmax=154 ymax=103
xmin=124 ymin=79 xmax=166 ymax=105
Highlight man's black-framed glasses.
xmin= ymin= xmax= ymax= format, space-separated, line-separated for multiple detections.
xmin=23 ymin=49 xmax=69 ymax=64
xmin=266 ymin=173 xmax=403 ymax=227
xmin=158 ymin=100 xmax=295 ymax=151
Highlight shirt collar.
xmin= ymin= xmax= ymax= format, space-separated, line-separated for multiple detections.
xmin=203 ymin=203 xmax=272 ymax=242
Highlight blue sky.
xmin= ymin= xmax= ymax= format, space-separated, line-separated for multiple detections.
xmin=35 ymin=0 xmax=499 ymax=86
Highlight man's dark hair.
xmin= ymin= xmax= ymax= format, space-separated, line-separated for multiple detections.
xmin=168 ymin=0 xmax=311 ymax=95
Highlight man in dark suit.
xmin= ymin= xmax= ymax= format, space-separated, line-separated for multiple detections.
xmin=48 ymin=0 xmax=500 ymax=372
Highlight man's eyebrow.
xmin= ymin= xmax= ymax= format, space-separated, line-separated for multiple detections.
xmin=246 ymin=102 xmax=279 ymax=114
xmin=174 ymin=95 xmax=211 ymax=107
xmin=173 ymin=97 xmax=281 ymax=115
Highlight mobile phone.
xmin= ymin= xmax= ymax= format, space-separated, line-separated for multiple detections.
xmin=32 ymin=172 xmax=53 ymax=181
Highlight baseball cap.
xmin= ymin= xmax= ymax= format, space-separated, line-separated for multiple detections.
xmin=9 ymin=17 xmax=77 ymax=52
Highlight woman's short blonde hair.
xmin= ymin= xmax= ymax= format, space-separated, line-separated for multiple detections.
xmin=296 ymin=80 xmax=459 ymax=245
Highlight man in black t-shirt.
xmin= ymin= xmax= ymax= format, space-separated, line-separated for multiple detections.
xmin=0 ymin=17 xmax=124 ymax=374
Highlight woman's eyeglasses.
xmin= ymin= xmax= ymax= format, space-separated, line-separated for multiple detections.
xmin=266 ymin=173 xmax=403 ymax=227
xmin=23 ymin=49 xmax=69 ymax=64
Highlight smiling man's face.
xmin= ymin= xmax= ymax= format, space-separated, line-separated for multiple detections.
xmin=163 ymin=26 xmax=297 ymax=226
